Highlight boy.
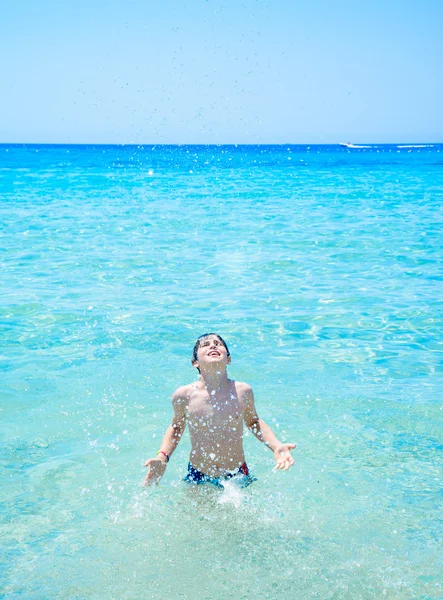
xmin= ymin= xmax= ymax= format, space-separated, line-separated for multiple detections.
xmin=144 ymin=333 xmax=295 ymax=487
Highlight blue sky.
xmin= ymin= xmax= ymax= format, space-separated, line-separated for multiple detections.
xmin=1 ymin=0 xmax=442 ymax=143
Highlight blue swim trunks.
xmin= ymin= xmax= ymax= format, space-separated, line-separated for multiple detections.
xmin=184 ymin=462 xmax=256 ymax=489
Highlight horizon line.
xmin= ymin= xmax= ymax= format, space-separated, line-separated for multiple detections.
xmin=1 ymin=141 xmax=441 ymax=147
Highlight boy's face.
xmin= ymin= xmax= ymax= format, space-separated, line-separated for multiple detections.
xmin=193 ymin=334 xmax=231 ymax=369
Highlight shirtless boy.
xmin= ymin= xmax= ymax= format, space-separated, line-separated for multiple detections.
xmin=144 ymin=333 xmax=295 ymax=487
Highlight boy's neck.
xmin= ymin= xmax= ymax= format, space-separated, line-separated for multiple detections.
xmin=199 ymin=366 xmax=230 ymax=390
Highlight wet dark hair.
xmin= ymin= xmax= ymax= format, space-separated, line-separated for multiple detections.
xmin=192 ymin=333 xmax=230 ymax=371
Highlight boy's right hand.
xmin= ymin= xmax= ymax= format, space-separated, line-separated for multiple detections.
xmin=144 ymin=456 xmax=167 ymax=486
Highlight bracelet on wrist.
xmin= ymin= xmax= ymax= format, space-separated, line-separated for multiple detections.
xmin=156 ymin=450 xmax=169 ymax=463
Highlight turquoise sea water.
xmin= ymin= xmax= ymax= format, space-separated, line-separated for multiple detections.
xmin=1 ymin=143 xmax=442 ymax=599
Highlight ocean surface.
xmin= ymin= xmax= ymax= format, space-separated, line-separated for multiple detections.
xmin=1 ymin=143 xmax=442 ymax=599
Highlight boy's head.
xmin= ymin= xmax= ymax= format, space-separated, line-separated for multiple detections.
xmin=192 ymin=333 xmax=231 ymax=373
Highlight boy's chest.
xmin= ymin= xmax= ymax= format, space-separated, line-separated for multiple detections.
xmin=187 ymin=391 xmax=243 ymax=428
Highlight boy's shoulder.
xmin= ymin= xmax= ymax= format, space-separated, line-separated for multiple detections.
xmin=171 ymin=382 xmax=199 ymax=403
xmin=233 ymin=380 xmax=253 ymax=396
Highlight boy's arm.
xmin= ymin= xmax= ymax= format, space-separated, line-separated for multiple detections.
xmin=242 ymin=385 xmax=295 ymax=471
xmin=144 ymin=388 xmax=187 ymax=485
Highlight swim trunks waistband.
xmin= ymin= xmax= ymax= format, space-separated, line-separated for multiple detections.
xmin=183 ymin=462 xmax=256 ymax=488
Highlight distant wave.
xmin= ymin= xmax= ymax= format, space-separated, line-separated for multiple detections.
xmin=339 ymin=143 xmax=372 ymax=149
xmin=397 ymin=144 xmax=434 ymax=148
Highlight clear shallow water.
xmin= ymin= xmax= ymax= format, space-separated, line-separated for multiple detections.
xmin=1 ymin=143 xmax=442 ymax=599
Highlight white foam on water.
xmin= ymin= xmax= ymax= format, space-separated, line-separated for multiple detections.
xmin=217 ymin=479 xmax=246 ymax=508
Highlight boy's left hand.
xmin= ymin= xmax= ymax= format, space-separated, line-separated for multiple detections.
xmin=273 ymin=443 xmax=296 ymax=470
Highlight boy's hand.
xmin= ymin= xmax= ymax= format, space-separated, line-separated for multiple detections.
xmin=144 ymin=456 xmax=167 ymax=486
xmin=273 ymin=443 xmax=296 ymax=471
